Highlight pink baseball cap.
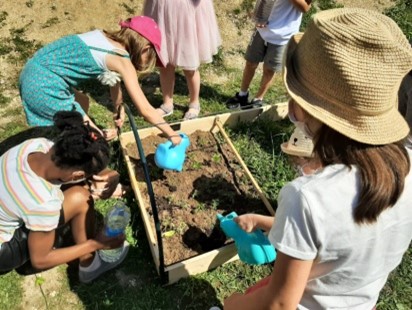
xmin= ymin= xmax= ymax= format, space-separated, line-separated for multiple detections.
xmin=119 ymin=16 xmax=165 ymax=67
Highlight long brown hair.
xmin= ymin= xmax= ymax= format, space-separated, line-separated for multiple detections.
xmin=314 ymin=126 xmax=410 ymax=224
xmin=104 ymin=25 xmax=156 ymax=75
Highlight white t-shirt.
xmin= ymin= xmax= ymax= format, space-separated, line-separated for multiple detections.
xmin=258 ymin=0 xmax=303 ymax=45
xmin=0 ymin=138 xmax=64 ymax=248
xmin=269 ymin=149 xmax=412 ymax=309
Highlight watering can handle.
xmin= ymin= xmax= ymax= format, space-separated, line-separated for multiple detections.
xmin=166 ymin=133 xmax=189 ymax=148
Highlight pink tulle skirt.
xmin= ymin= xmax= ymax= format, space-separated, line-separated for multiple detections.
xmin=143 ymin=0 xmax=221 ymax=70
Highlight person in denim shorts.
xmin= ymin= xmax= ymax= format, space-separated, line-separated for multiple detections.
xmin=226 ymin=0 xmax=312 ymax=109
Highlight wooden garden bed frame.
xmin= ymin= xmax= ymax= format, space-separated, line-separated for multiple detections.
xmin=119 ymin=102 xmax=287 ymax=285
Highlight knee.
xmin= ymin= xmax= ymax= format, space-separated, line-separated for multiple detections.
xmin=74 ymin=91 xmax=90 ymax=111
xmin=245 ymin=61 xmax=258 ymax=71
xmin=262 ymin=65 xmax=275 ymax=76
xmin=64 ymin=186 xmax=93 ymax=213
xmin=183 ymin=69 xmax=197 ymax=79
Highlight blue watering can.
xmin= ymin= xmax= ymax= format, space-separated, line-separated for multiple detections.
xmin=217 ymin=212 xmax=276 ymax=265
xmin=154 ymin=133 xmax=190 ymax=172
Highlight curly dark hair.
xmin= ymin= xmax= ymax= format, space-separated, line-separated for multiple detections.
xmin=51 ymin=111 xmax=110 ymax=176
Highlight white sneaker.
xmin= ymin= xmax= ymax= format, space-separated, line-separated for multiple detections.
xmin=78 ymin=241 xmax=129 ymax=284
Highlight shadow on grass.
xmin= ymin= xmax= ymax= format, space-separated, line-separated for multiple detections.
xmin=0 ymin=125 xmax=56 ymax=156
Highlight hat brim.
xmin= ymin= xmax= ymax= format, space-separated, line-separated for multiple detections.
xmin=154 ymin=46 xmax=166 ymax=68
xmin=283 ymin=34 xmax=410 ymax=145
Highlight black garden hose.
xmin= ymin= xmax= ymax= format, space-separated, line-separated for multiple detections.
xmin=123 ymin=103 xmax=167 ymax=284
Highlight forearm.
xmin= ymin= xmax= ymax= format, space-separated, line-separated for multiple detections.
xmin=225 ymin=258 xmax=307 ymax=309
xmin=225 ymin=282 xmax=282 ymax=310
xmin=110 ymin=83 xmax=123 ymax=113
xmin=82 ymin=114 xmax=103 ymax=135
xmin=255 ymin=214 xmax=275 ymax=232
xmin=139 ymin=104 xmax=178 ymax=138
xmin=128 ymin=86 xmax=178 ymax=139
xmin=30 ymin=239 xmax=100 ymax=270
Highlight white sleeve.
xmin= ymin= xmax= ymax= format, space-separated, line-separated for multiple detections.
xmin=268 ymin=182 xmax=318 ymax=260
xmin=23 ymin=199 xmax=62 ymax=232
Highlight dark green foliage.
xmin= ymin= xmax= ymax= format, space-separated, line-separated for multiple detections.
xmin=384 ymin=0 xmax=412 ymax=40
xmin=301 ymin=0 xmax=344 ymax=31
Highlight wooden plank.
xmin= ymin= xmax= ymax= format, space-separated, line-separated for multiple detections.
xmin=120 ymin=134 xmax=160 ymax=271
xmin=214 ymin=119 xmax=275 ymax=215
xmin=165 ymin=243 xmax=239 ymax=285
xmin=119 ymin=102 xmax=288 ymax=142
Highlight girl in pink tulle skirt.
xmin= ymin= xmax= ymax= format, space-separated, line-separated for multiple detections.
xmin=143 ymin=0 xmax=221 ymax=120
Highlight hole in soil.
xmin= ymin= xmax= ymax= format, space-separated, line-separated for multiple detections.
xmin=183 ymin=223 xmax=227 ymax=252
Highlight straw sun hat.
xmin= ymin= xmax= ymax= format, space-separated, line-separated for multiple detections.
xmin=283 ymin=8 xmax=412 ymax=145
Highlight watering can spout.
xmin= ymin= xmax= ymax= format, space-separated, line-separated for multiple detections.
xmin=154 ymin=133 xmax=190 ymax=171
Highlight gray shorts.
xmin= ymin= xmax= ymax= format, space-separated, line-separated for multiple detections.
xmin=245 ymin=30 xmax=286 ymax=72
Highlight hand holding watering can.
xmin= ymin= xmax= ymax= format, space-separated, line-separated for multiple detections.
xmin=217 ymin=212 xmax=276 ymax=265
xmin=154 ymin=133 xmax=190 ymax=172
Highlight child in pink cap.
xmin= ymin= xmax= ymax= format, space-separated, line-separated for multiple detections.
xmin=19 ymin=16 xmax=182 ymax=145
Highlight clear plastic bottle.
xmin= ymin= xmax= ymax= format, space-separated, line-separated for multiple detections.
xmin=253 ymin=0 xmax=276 ymax=25
xmin=98 ymin=200 xmax=131 ymax=263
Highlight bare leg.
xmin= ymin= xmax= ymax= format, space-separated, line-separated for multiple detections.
xmin=240 ymin=60 xmax=259 ymax=93
xmin=156 ymin=64 xmax=176 ymax=116
xmin=73 ymin=89 xmax=90 ymax=113
xmin=183 ymin=69 xmax=201 ymax=119
xmin=62 ymin=185 xmax=95 ymax=267
xmin=183 ymin=69 xmax=200 ymax=105
xmin=254 ymin=64 xmax=275 ymax=100
xmin=160 ymin=64 xmax=176 ymax=106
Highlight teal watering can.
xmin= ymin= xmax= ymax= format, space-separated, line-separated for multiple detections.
xmin=154 ymin=133 xmax=190 ymax=172
xmin=217 ymin=212 xmax=276 ymax=265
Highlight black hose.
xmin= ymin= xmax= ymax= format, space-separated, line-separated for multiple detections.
xmin=123 ymin=104 xmax=167 ymax=284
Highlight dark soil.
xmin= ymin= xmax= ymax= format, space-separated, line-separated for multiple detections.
xmin=125 ymin=130 xmax=272 ymax=266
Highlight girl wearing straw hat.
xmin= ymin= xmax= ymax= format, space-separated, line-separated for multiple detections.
xmin=224 ymin=8 xmax=412 ymax=310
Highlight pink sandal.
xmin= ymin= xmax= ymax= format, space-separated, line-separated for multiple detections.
xmin=156 ymin=104 xmax=174 ymax=117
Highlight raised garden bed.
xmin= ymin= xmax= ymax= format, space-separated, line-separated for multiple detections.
xmin=120 ymin=104 xmax=287 ymax=284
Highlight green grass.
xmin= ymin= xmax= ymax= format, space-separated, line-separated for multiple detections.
xmin=0 ymin=272 xmax=23 ymax=309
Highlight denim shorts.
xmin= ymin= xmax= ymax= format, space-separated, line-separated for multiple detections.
xmin=0 ymin=209 xmax=66 ymax=275
xmin=245 ymin=30 xmax=287 ymax=72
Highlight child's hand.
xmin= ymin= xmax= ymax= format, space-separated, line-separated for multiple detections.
xmin=234 ymin=214 xmax=258 ymax=233
xmin=103 ymin=128 xmax=118 ymax=141
xmin=114 ymin=105 xmax=125 ymax=128
xmin=94 ymin=231 xmax=125 ymax=250
xmin=89 ymin=169 xmax=120 ymax=199
xmin=169 ymin=134 xmax=182 ymax=146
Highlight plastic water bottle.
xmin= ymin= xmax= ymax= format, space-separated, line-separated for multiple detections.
xmin=253 ymin=0 xmax=276 ymax=24
xmin=98 ymin=200 xmax=131 ymax=263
